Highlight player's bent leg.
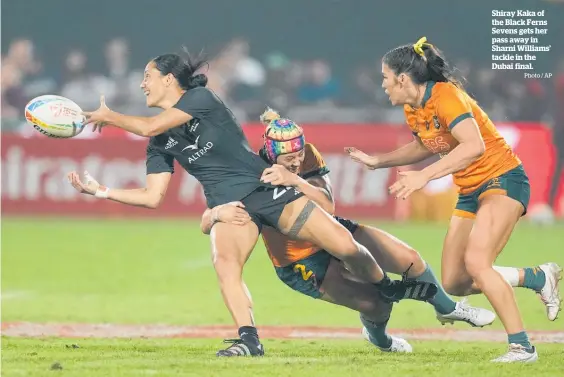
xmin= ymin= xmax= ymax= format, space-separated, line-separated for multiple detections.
xmin=353 ymin=224 xmax=494 ymax=327
xmin=465 ymin=195 xmax=537 ymax=362
xmin=351 ymin=224 xmax=426 ymax=276
xmin=320 ymin=260 xmax=412 ymax=353
xmin=277 ymin=197 xmax=438 ymax=303
xmin=210 ymin=222 xmax=264 ymax=357
xmin=489 ymin=263 xmax=562 ymax=321
xmin=441 ymin=215 xmax=476 ymax=296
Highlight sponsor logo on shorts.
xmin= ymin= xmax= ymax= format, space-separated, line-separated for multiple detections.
xmin=272 ymin=186 xmax=300 ymax=200
xmin=486 ymin=177 xmax=502 ymax=189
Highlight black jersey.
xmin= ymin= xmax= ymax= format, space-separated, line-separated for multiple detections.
xmin=146 ymin=87 xmax=270 ymax=208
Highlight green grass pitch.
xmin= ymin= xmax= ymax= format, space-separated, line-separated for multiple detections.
xmin=2 ymin=218 xmax=563 ymax=376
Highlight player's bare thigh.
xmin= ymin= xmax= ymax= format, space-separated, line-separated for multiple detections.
xmin=465 ymin=195 xmax=524 ymax=272
xmin=441 ymin=215 xmax=474 ymax=296
xmin=277 ymin=196 xmax=358 ymax=256
xmin=352 ymin=225 xmax=426 ymax=276
xmin=320 ymin=258 xmax=391 ymax=322
xmin=210 ymin=221 xmax=260 ymax=266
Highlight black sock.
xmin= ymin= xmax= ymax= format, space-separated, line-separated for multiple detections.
xmin=374 ymin=272 xmax=392 ymax=287
xmin=239 ymin=326 xmax=260 ymax=345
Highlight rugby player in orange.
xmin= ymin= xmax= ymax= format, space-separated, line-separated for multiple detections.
xmin=346 ymin=37 xmax=562 ymax=363
xmin=201 ymin=108 xmax=495 ymax=355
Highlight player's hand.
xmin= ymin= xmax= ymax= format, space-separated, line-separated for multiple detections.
xmin=344 ymin=147 xmax=379 ymax=169
xmin=67 ymin=170 xmax=100 ymax=195
xmin=260 ymin=164 xmax=299 ymax=186
xmin=82 ymin=95 xmax=112 ymax=133
xmin=217 ymin=202 xmax=252 ymax=226
xmin=388 ymin=170 xmax=429 ymax=200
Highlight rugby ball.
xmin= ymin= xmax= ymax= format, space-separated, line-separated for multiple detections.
xmin=25 ymin=95 xmax=85 ymax=138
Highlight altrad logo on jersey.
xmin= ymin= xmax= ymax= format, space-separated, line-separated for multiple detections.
xmin=181 ymin=135 xmax=200 ymax=152
xmin=186 ymin=141 xmax=214 ymax=164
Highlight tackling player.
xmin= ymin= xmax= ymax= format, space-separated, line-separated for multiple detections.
xmin=200 ymin=108 xmax=496 ymax=356
xmin=66 ymin=49 xmax=438 ymax=358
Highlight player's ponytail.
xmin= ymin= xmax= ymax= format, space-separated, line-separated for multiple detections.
xmin=383 ymin=36 xmax=465 ymax=89
xmin=153 ymin=47 xmax=209 ymax=91
xmin=420 ymin=41 xmax=464 ymax=89
xmin=259 ymin=107 xmax=281 ymax=126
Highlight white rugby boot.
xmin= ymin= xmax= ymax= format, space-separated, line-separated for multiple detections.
xmin=537 ymin=262 xmax=562 ymax=321
xmin=362 ymin=327 xmax=413 ymax=353
xmin=491 ymin=344 xmax=538 ymax=363
xmin=436 ymin=298 xmax=496 ymax=327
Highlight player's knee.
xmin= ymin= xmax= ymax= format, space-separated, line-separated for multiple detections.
xmin=463 ymin=249 xmax=491 ymax=279
xmin=404 ymin=248 xmax=426 ymax=275
xmin=442 ymin=277 xmax=469 ymax=296
xmin=329 ymin=227 xmax=360 ymax=258
xmin=212 ymin=253 xmax=243 ymax=282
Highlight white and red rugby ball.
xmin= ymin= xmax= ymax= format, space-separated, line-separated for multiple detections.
xmin=25 ymin=95 xmax=85 ymax=138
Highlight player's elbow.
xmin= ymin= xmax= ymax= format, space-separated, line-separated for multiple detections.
xmin=144 ymin=127 xmax=162 ymax=137
xmin=140 ymin=119 xmax=164 ymax=137
xmin=141 ymin=127 xmax=160 ymax=138
xmin=470 ymin=139 xmax=486 ymax=159
xmin=144 ymin=200 xmax=160 ymax=209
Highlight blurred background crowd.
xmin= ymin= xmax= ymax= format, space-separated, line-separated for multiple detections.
xmin=1 ymin=0 xmax=564 ymax=222
xmin=2 ymin=35 xmax=564 ymax=131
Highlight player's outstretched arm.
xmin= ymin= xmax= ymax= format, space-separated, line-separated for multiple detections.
xmin=420 ymin=119 xmax=485 ymax=181
xmin=345 ymin=137 xmax=433 ymax=169
xmin=82 ymin=95 xmax=193 ymax=137
xmin=67 ymin=171 xmax=171 ymax=209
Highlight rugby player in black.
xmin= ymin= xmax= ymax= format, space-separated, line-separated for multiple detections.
xmin=67 ymin=50 xmax=438 ymax=357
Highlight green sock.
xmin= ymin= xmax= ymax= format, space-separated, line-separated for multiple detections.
xmin=360 ymin=314 xmax=392 ymax=349
xmin=414 ymin=263 xmax=457 ymax=314
xmin=523 ymin=267 xmax=546 ymax=292
xmin=508 ymin=331 xmax=533 ymax=351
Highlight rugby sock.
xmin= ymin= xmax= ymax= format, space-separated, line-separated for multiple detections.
xmin=238 ymin=326 xmax=260 ymax=345
xmin=413 ymin=263 xmax=456 ymax=314
xmin=508 ymin=331 xmax=534 ymax=351
xmin=522 ymin=267 xmax=546 ymax=292
xmin=360 ymin=314 xmax=392 ymax=349
xmin=493 ymin=266 xmax=520 ymax=287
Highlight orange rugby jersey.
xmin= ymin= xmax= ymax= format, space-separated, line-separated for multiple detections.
xmin=261 ymin=143 xmax=329 ymax=267
xmin=404 ymin=81 xmax=521 ymax=194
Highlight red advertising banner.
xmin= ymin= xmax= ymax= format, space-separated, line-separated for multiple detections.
xmin=2 ymin=123 xmax=562 ymax=218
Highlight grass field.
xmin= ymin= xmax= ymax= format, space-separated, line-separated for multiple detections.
xmin=2 ymin=218 xmax=563 ymax=376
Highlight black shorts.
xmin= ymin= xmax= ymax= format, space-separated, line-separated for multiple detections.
xmin=241 ymin=186 xmax=305 ymax=232
xmin=333 ymin=216 xmax=360 ymax=234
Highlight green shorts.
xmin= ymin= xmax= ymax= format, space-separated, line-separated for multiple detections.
xmin=275 ymin=250 xmax=335 ymax=299
xmin=454 ymin=164 xmax=530 ymax=219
